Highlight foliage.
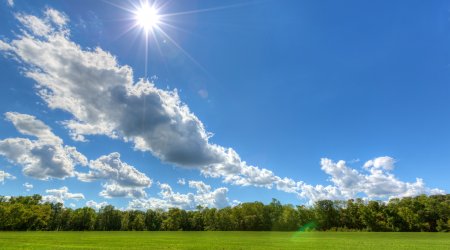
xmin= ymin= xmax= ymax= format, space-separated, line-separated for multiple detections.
xmin=0 ymin=194 xmax=449 ymax=231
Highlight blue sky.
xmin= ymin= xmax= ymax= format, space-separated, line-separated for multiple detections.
xmin=0 ymin=0 xmax=449 ymax=210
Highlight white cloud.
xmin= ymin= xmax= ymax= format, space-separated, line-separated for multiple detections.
xmin=23 ymin=182 xmax=33 ymax=191
xmin=6 ymin=0 xmax=14 ymax=7
xmin=188 ymin=180 xmax=211 ymax=194
xmin=128 ymin=181 xmax=230 ymax=210
xmin=363 ymin=156 xmax=395 ymax=171
xmin=0 ymin=40 xmax=13 ymax=51
xmin=0 ymin=112 xmax=88 ymax=179
xmin=77 ymin=152 xmax=151 ymax=198
xmin=42 ymin=186 xmax=84 ymax=204
xmin=15 ymin=13 xmax=52 ymax=37
xmin=177 ymin=178 xmax=186 ymax=185
xmin=5 ymin=112 xmax=62 ymax=145
xmin=0 ymin=8 xmax=286 ymax=190
xmin=0 ymin=170 xmax=15 ymax=183
xmin=99 ymin=182 xmax=147 ymax=199
xmin=45 ymin=8 xmax=68 ymax=27
xmin=86 ymin=200 xmax=108 ymax=210
xmin=317 ymin=157 xmax=444 ymax=200
xmin=78 ymin=152 xmax=151 ymax=187
xmin=298 ymin=183 xmax=343 ymax=203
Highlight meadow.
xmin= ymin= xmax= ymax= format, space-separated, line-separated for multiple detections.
xmin=0 ymin=231 xmax=449 ymax=250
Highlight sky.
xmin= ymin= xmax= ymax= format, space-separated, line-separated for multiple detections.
xmin=0 ymin=0 xmax=449 ymax=210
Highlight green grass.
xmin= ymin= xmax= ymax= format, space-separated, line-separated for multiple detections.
xmin=0 ymin=231 xmax=449 ymax=249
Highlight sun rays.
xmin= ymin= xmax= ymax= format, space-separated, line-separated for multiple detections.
xmin=101 ymin=0 xmax=252 ymax=79
xmin=134 ymin=3 xmax=160 ymax=32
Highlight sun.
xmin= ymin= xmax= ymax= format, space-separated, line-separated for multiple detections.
xmin=135 ymin=4 xmax=160 ymax=31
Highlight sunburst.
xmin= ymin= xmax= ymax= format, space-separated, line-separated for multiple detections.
xmin=134 ymin=3 xmax=161 ymax=32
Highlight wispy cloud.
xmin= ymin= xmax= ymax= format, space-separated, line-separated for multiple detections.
xmin=0 ymin=170 xmax=15 ymax=184
xmin=23 ymin=182 xmax=33 ymax=191
xmin=6 ymin=0 xmax=14 ymax=7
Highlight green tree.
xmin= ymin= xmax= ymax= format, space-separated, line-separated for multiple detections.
xmin=70 ymin=207 xmax=96 ymax=230
xmin=314 ymin=200 xmax=339 ymax=230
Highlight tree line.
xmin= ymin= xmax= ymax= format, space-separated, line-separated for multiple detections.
xmin=0 ymin=194 xmax=449 ymax=232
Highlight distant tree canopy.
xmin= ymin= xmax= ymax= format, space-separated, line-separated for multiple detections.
xmin=0 ymin=194 xmax=449 ymax=232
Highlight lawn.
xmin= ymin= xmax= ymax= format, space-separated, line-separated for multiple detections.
xmin=0 ymin=231 xmax=448 ymax=249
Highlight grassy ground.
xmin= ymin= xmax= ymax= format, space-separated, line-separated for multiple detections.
xmin=0 ymin=231 xmax=449 ymax=249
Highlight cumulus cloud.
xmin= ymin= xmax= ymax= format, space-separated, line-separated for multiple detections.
xmin=0 ymin=112 xmax=149 ymax=198
xmin=264 ymin=157 xmax=444 ymax=203
xmin=23 ymin=182 xmax=33 ymax=191
xmin=0 ymin=8 xmax=286 ymax=189
xmin=363 ymin=156 xmax=395 ymax=171
xmin=42 ymin=186 xmax=84 ymax=204
xmin=77 ymin=152 xmax=151 ymax=198
xmin=99 ymin=182 xmax=148 ymax=199
xmin=128 ymin=181 xmax=230 ymax=210
xmin=0 ymin=112 xmax=88 ymax=180
xmin=78 ymin=152 xmax=151 ymax=187
xmin=0 ymin=8 xmax=444 ymax=204
xmin=86 ymin=200 xmax=108 ymax=210
xmin=317 ymin=157 xmax=444 ymax=200
xmin=0 ymin=170 xmax=15 ymax=183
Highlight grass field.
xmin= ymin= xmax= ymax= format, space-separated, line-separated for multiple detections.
xmin=0 ymin=231 xmax=449 ymax=249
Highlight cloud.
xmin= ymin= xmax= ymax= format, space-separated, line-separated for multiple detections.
xmin=44 ymin=8 xmax=68 ymax=27
xmin=99 ymin=182 xmax=148 ymax=199
xmin=0 ymin=170 xmax=15 ymax=183
xmin=5 ymin=112 xmax=62 ymax=145
xmin=0 ymin=113 xmax=147 ymax=198
xmin=23 ymin=182 xmax=33 ymax=191
xmin=0 ymin=113 xmax=88 ymax=179
xmin=42 ymin=186 xmax=84 ymax=204
xmin=265 ymin=157 xmax=444 ymax=203
xmin=86 ymin=200 xmax=108 ymax=210
xmin=177 ymin=178 xmax=186 ymax=185
xmin=317 ymin=157 xmax=444 ymax=200
xmin=0 ymin=112 xmax=88 ymax=180
xmin=77 ymin=152 xmax=151 ymax=198
xmin=188 ymin=180 xmax=212 ymax=194
xmin=0 ymin=8 xmax=286 ymax=189
xmin=363 ymin=156 xmax=395 ymax=171
xmin=128 ymin=181 xmax=230 ymax=210
xmin=6 ymin=0 xmax=14 ymax=7
xmin=0 ymin=8 xmax=444 ymax=204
